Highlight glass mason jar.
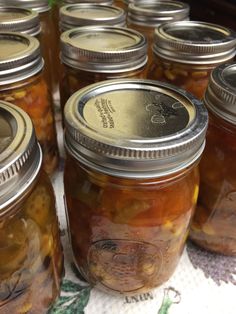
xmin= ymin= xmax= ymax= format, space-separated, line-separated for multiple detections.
xmin=59 ymin=4 xmax=126 ymax=32
xmin=0 ymin=0 xmax=61 ymax=106
xmin=0 ymin=32 xmax=59 ymax=175
xmin=60 ymin=26 xmax=147 ymax=118
xmin=127 ymin=0 xmax=189 ymax=66
xmin=0 ymin=101 xmax=63 ymax=313
xmin=63 ymin=79 xmax=208 ymax=294
xmin=147 ymin=21 xmax=236 ymax=99
xmin=190 ymin=63 xmax=236 ymax=255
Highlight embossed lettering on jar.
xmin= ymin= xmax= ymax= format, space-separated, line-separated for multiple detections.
xmin=63 ymin=79 xmax=208 ymax=294
xmin=190 ymin=63 xmax=236 ymax=255
xmin=0 ymin=101 xmax=63 ymax=313
xmin=60 ymin=26 xmax=147 ymax=121
xmin=147 ymin=21 xmax=236 ymax=99
xmin=0 ymin=32 xmax=59 ymax=175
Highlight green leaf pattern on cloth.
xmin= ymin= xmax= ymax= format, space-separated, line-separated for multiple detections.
xmin=158 ymin=287 xmax=181 ymax=314
xmin=48 ymin=279 xmax=91 ymax=314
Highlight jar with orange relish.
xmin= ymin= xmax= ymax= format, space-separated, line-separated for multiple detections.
xmin=60 ymin=26 xmax=147 ymax=119
xmin=127 ymin=0 xmax=189 ymax=66
xmin=59 ymin=3 xmax=126 ymax=32
xmin=63 ymin=79 xmax=208 ymax=294
xmin=0 ymin=101 xmax=63 ymax=313
xmin=0 ymin=32 xmax=59 ymax=175
xmin=0 ymin=0 xmax=60 ymax=105
xmin=147 ymin=21 xmax=236 ymax=99
xmin=190 ymin=63 xmax=236 ymax=255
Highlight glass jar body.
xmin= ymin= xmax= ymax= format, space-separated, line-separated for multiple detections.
xmin=127 ymin=21 xmax=154 ymax=67
xmin=40 ymin=10 xmax=60 ymax=105
xmin=190 ymin=114 xmax=236 ymax=255
xmin=0 ymin=72 xmax=59 ymax=175
xmin=64 ymin=154 xmax=199 ymax=294
xmin=0 ymin=170 xmax=63 ymax=313
xmin=147 ymin=56 xmax=232 ymax=99
xmin=60 ymin=64 xmax=147 ymax=116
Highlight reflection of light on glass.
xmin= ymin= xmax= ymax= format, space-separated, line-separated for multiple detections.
xmin=0 ymin=136 xmax=12 ymax=153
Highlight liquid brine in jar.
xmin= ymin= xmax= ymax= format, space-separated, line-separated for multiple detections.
xmin=0 ymin=32 xmax=59 ymax=175
xmin=0 ymin=101 xmax=63 ymax=313
xmin=60 ymin=26 xmax=147 ymax=121
xmin=147 ymin=21 xmax=236 ymax=99
xmin=190 ymin=63 xmax=236 ymax=255
xmin=63 ymin=79 xmax=208 ymax=294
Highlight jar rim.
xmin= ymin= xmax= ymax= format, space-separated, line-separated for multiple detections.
xmin=0 ymin=101 xmax=42 ymax=213
xmin=64 ymin=79 xmax=208 ymax=178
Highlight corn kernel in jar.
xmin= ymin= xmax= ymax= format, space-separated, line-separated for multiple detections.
xmin=0 ymin=32 xmax=59 ymax=175
xmin=190 ymin=63 xmax=236 ymax=255
xmin=64 ymin=79 xmax=208 ymax=294
xmin=147 ymin=21 xmax=236 ymax=99
xmin=127 ymin=0 xmax=190 ymax=67
xmin=60 ymin=26 xmax=147 ymax=122
xmin=59 ymin=4 xmax=126 ymax=32
xmin=0 ymin=101 xmax=63 ymax=313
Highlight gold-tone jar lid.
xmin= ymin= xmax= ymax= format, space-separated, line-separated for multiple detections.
xmin=153 ymin=21 xmax=236 ymax=64
xmin=0 ymin=0 xmax=50 ymax=13
xmin=128 ymin=0 xmax=189 ymax=27
xmin=0 ymin=101 xmax=42 ymax=213
xmin=64 ymin=0 xmax=113 ymax=4
xmin=64 ymin=79 xmax=208 ymax=178
xmin=205 ymin=63 xmax=236 ymax=124
xmin=60 ymin=4 xmax=126 ymax=31
xmin=0 ymin=7 xmax=41 ymax=36
xmin=60 ymin=26 xmax=147 ymax=73
xmin=0 ymin=32 xmax=43 ymax=85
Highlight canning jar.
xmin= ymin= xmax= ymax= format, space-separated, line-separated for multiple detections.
xmin=190 ymin=63 xmax=236 ymax=255
xmin=147 ymin=21 xmax=236 ymax=99
xmin=0 ymin=7 xmax=41 ymax=36
xmin=60 ymin=26 xmax=147 ymax=118
xmin=0 ymin=0 xmax=61 ymax=106
xmin=127 ymin=0 xmax=189 ymax=65
xmin=0 ymin=32 xmax=59 ymax=175
xmin=0 ymin=101 xmax=63 ymax=313
xmin=64 ymin=79 xmax=208 ymax=294
xmin=59 ymin=4 xmax=126 ymax=32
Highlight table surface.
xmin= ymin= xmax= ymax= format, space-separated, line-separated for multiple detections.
xmin=48 ymin=114 xmax=236 ymax=314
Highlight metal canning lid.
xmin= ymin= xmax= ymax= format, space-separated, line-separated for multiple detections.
xmin=0 ymin=7 xmax=41 ymax=36
xmin=0 ymin=101 xmax=42 ymax=213
xmin=64 ymin=0 xmax=113 ymax=4
xmin=60 ymin=26 xmax=147 ymax=73
xmin=153 ymin=21 xmax=236 ymax=64
xmin=0 ymin=0 xmax=50 ymax=13
xmin=128 ymin=0 xmax=189 ymax=27
xmin=60 ymin=4 xmax=126 ymax=31
xmin=205 ymin=63 xmax=236 ymax=124
xmin=64 ymin=79 xmax=208 ymax=178
xmin=0 ymin=32 xmax=43 ymax=85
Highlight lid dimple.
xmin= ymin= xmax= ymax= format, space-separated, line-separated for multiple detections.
xmin=61 ymin=26 xmax=147 ymax=73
